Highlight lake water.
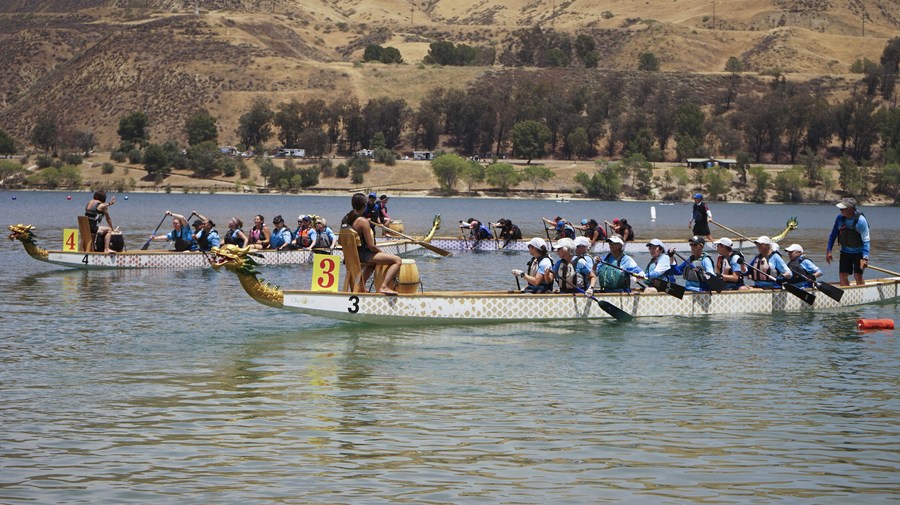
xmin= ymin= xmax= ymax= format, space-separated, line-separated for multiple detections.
xmin=1 ymin=191 xmax=898 ymax=503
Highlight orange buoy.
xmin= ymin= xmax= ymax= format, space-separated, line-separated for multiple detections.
xmin=857 ymin=319 xmax=894 ymax=330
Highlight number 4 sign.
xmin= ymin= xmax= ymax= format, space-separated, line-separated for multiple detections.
xmin=311 ymin=253 xmax=341 ymax=292
xmin=63 ymin=228 xmax=79 ymax=251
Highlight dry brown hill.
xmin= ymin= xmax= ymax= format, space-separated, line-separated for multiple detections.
xmin=0 ymin=0 xmax=897 ymax=148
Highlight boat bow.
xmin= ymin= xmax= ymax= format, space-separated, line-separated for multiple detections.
xmin=8 ymin=224 xmax=49 ymax=262
xmin=211 ymin=244 xmax=284 ymax=307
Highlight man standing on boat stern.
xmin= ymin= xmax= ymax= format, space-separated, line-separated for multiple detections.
xmin=826 ymin=198 xmax=870 ymax=286
xmin=689 ymin=193 xmax=713 ymax=243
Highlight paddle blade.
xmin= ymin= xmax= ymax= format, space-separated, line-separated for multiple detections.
xmin=420 ymin=241 xmax=452 ymax=257
xmin=783 ymin=282 xmax=816 ymax=306
xmin=651 ymin=278 xmax=685 ymax=299
xmin=702 ymin=272 xmax=726 ymax=293
xmin=140 ymin=239 xmax=153 ymax=251
xmin=815 ymin=281 xmax=844 ymax=302
xmin=596 ymin=299 xmax=633 ymax=322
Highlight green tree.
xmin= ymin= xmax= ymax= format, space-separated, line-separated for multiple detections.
xmin=460 ymin=160 xmax=485 ymax=192
xmin=725 ymin=56 xmax=743 ymax=74
xmin=185 ymin=110 xmax=218 ymax=146
xmin=30 ymin=111 xmax=60 ymax=153
xmin=117 ymin=111 xmax=149 ymax=147
xmin=875 ymin=163 xmax=900 ymax=204
xmin=73 ymin=130 xmax=95 ymax=156
xmin=299 ymin=128 xmax=330 ymax=158
xmin=509 ymin=120 xmax=551 ymax=164
xmin=521 ymin=164 xmax=554 ymax=193
xmin=485 ymin=162 xmax=521 ymax=194
xmin=838 ymin=156 xmax=867 ymax=197
xmin=363 ymin=44 xmax=383 ymax=62
xmin=880 ymin=36 xmax=900 ymax=73
xmin=143 ymin=143 xmax=171 ymax=177
xmin=574 ymin=161 xmax=622 ymax=199
xmin=236 ymin=98 xmax=274 ymax=150
xmin=380 ymin=46 xmax=403 ymax=64
xmin=773 ymin=167 xmax=806 ymax=202
xmin=800 ymin=148 xmax=824 ymax=187
xmin=256 ymin=156 xmax=276 ymax=187
xmin=430 ymin=153 xmax=466 ymax=192
xmin=566 ymin=127 xmax=590 ymax=160
xmin=638 ymin=52 xmax=660 ymax=71
xmin=748 ymin=166 xmax=770 ymax=203
xmin=0 ymin=129 xmax=17 ymax=156
xmin=187 ymin=141 xmax=223 ymax=178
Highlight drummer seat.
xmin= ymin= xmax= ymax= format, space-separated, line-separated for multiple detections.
xmin=77 ymin=216 xmax=95 ymax=252
xmin=338 ymin=226 xmax=366 ymax=292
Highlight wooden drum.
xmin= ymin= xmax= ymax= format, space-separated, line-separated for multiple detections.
xmin=95 ymin=232 xmax=125 ymax=252
xmin=395 ymin=258 xmax=421 ymax=294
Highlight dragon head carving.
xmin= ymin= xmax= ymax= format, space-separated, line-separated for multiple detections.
xmin=210 ymin=244 xmax=260 ymax=274
xmin=8 ymin=224 xmax=37 ymax=244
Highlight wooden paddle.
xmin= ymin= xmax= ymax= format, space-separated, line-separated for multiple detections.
xmin=597 ymin=260 xmax=685 ymax=299
xmin=744 ymin=262 xmax=816 ymax=305
xmin=672 ymin=252 xmax=726 ymax=293
xmin=377 ymin=222 xmax=452 ymax=257
xmin=140 ymin=213 xmax=169 ymax=250
xmin=789 ymin=268 xmax=844 ymax=302
xmin=573 ymin=286 xmax=633 ymax=322
xmin=868 ymin=264 xmax=900 ymax=277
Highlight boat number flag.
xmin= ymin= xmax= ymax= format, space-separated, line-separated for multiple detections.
xmin=311 ymin=253 xmax=341 ymax=292
xmin=63 ymin=228 xmax=79 ymax=252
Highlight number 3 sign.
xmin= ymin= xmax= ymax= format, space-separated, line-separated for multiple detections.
xmin=311 ymin=254 xmax=341 ymax=292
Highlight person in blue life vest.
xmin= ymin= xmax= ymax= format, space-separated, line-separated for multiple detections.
xmin=191 ymin=213 xmax=221 ymax=252
xmin=548 ymin=237 xmax=596 ymax=295
xmin=307 ymin=217 xmax=336 ymax=252
xmin=689 ymin=193 xmax=714 ymax=242
xmin=512 ymin=237 xmax=554 ymax=293
xmin=268 ymin=215 xmax=293 ymax=250
xmin=826 ymin=197 xmax=870 ymax=286
xmin=784 ymin=243 xmax=822 ymax=288
xmin=712 ymin=237 xmax=747 ymax=290
xmin=644 ymin=238 xmax=676 ymax=292
xmin=543 ymin=216 xmax=576 ymax=239
xmin=669 ymin=235 xmax=717 ymax=292
xmin=374 ymin=194 xmax=392 ymax=226
xmin=594 ymin=235 xmax=644 ymax=293
xmin=149 ymin=211 xmax=195 ymax=251
xmin=461 ymin=218 xmax=493 ymax=240
xmin=748 ymin=235 xmax=792 ymax=289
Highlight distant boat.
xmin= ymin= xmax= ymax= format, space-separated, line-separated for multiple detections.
xmin=555 ymin=198 xmax=570 ymax=203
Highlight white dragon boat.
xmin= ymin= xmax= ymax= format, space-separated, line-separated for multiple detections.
xmin=210 ymin=242 xmax=899 ymax=325
xmin=7 ymin=224 xmax=424 ymax=270
xmin=398 ymin=217 xmax=799 ymax=253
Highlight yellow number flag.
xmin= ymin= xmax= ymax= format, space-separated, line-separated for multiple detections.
xmin=63 ymin=228 xmax=79 ymax=251
xmin=311 ymin=253 xmax=341 ymax=292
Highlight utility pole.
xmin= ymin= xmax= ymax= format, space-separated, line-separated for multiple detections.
xmin=712 ymin=0 xmax=716 ymax=30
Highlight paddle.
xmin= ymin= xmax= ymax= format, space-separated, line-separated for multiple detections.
xmin=672 ymin=252 xmax=726 ymax=293
xmin=744 ymin=263 xmax=816 ymax=305
xmin=789 ymin=267 xmax=844 ymax=302
xmin=573 ymin=286 xmax=633 ymax=322
xmin=542 ymin=222 xmax=555 ymax=250
xmin=490 ymin=222 xmax=501 ymax=250
xmin=868 ymin=264 xmax=900 ymax=277
xmin=597 ymin=260 xmax=685 ymax=299
xmin=458 ymin=221 xmax=469 ymax=249
xmin=140 ymin=213 xmax=169 ymax=250
xmin=709 ymin=219 xmax=752 ymax=241
xmin=377 ymin=222 xmax=452 ymax=257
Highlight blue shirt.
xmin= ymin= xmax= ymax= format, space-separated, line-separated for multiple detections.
xmin=165 ymin=227 xmax=195 ymax=250
xmin=673 ymin=255 xmax=716 ymax=292
xmin=646 ymin=256 xmax=676 ymax=283
xmin=750 ymin=253 xmax=791 ymax=289
xmin=827 ymin=213 xmax=870 ymax=257
xmin=269 ymin=226 xmax=292 ymax=249
xmin=308 ymin=227 xmax=336 ymax=249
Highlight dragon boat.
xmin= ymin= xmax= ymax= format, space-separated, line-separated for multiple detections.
xmin=398 ymin=218 xmax=799 ymax=253
xmin=210 ymin=241 xmax=899 ymax=325
xmin=7 ymin=224 xmax=426 ymax=270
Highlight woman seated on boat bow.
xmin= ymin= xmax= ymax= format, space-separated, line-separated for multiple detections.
xmin=511 ymin=237 xmax=554 ymax=294
xmin=344 ymin=193 xmax=401 ymax=295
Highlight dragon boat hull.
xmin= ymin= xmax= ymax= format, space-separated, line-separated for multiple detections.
xmin=249 ymin=281 xmax=900 ymax=325
xmin=420 ymin=236 xmax=759 ymax=253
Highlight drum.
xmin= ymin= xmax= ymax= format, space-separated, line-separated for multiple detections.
xmin=382 ymin=220 xmax=404 ymax=236
xmin=396 ymin=258 xmax=420 ymax=294
xmin=95 ymin=232 xmax=125 ymax=252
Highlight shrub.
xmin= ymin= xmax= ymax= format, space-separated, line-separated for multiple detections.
xmin=110 ymin=150 xmax=126 ymax=162
xmin=373 ymin=148 xmax=396 ymax=165
xmin=335 ymin=163 xmax=349 ymax=178
xmin=127 ymin=149 xmax=142 ymax=164
xmin=350 ymin=169 xmax=364 ymax=184
xmin=318 ymin=158 xmax=334 ymax=177
xmin=64 ymin=153 xmax=83 ymax=165
xmin=101 ymin=162 xmax=115 ymax=174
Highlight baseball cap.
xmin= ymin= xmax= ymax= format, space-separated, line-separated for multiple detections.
xmin=613 ymin=218 xmax=620 ymax=224
xmin=713 ymin=237 xmax=733 ymax=248
xmin=689 ymin=235 xmax=706 ymax=245
xmin=527 ymin=237 xmax=547 ymax=250
xmin=607 ymin=235 xmax=625 ymax=245
xmin=574 ymin=236 xmax=591 ymax=248
xmin=693 ymin=193 xmax=703 ymax=199
xmin=784 ymin=243 xmax=803 ymax=253
xmin=368 ymin=192 xmax=377 ymax=198
xmin=192 ymin=219 xmax=203 ymax=227
xmin=646 ymin=238 xmax=665 ymax=248
xmin=556 ymin=238 xmax=575 ymax=251
xmin=301 ymin=215 xmax=311 ymax=221
xmin=753 ymin=235 xmax=773 ymax=245
xmin=581 ymin=218 xmax=588 ymax=225
xmin=836 ymin=197 xmax=856 ymax=209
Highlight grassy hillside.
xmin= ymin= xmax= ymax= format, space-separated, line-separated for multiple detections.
xmin=0 ymin=0 xmax=897 ymax=149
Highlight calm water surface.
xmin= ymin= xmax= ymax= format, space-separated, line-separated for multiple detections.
xmin=1 ymin=192 xmax=898 ymax=503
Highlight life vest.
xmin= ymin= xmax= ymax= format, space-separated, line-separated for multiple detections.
xmin=837 ymin=212 xmax=864 ymax=249
xmin=473 ymin=223 xmax=492 ymax=240
xmin=692 ymin=202 xmax=710 ymax=224
xmin=526 ymin=253 xmax=553 ymax=289
xmin=622 ymin=225 xmax=634 ymax=241
xmin=556 ymin=222 xmax=576 ymax=239
xmin=248 ymin=227 xmax=265 ymax=245
xmin=501 ymin=224 xmax=522 ymax=240
xmin=683 ymin=253 xmax=712 ymax=283
xmin=172 ymin=228 xmax=194 ymax=252
xmin=586 ymin=222 xmax=607 ymax=241
xmin=716 ymin=251 xmax=745 ymax=288
xmin=223 ymin=228 xmax=243 ymax=245
xmin=361 ymin=201 xmax=378 ymax=219
xmin=787 ymin=255 xmax=812 ymax=285
xmin=296 ymin=227 xmax=312 ymax=247
xmin=84 ymin=201 xmax=103 ymax=234
xmin=196 ymin=228 xmax=217 ymax=251
xmin=556 ymin=256 xmax=588 ymax=293
xmin=597 ymin=253 xmax=629 ymax=290
xmin=749 ymin=252 xmax=782 ymax=281
xmin=313 ymin=228 xmax=333 ymax=249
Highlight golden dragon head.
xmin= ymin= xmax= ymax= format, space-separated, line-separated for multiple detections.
xmin=210 ymin=244 xmax=261 ymax=274
xmin=771 ymin=217 xmax=799 ymax=243
xmin=8 ymin=224 xmax=37 ymax=244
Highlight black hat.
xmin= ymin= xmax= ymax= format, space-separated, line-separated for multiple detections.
xmin=273 ymin=214 xmax=284 ymax=224
xmin=379 ymin=194 xmax=388 ymax=200
xmin=192 ymin=219 xmax=203 ymax=227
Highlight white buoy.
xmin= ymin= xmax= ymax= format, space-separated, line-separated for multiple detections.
xmin=650 ymin=206 xmax=656 ymax=222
